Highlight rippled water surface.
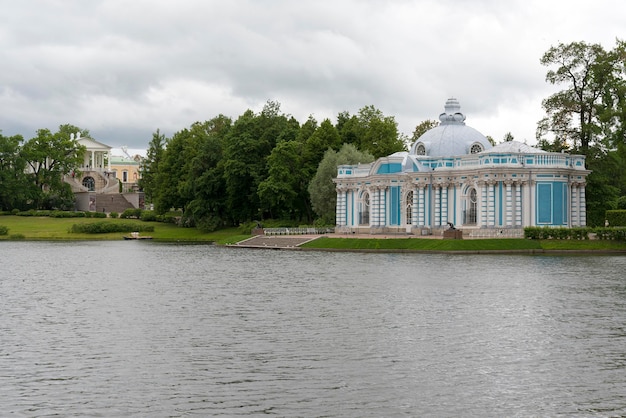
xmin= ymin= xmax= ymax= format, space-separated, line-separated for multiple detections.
xmin=1 ymin=241 xmax=626 ymax=416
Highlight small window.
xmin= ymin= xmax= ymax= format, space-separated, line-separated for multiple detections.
xmin=405 ymin=191 xmax=413 ymax=225
xmin=82 ymin=176 xmax=95 ymax=191
xmin=416 ymin=143 xmax=426 ymax=155
xmin=470 ymin=143 xmax=483 ymax=154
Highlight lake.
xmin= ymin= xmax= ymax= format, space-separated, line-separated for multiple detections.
xmin=1 ymin=241 xmax=625 ymax=417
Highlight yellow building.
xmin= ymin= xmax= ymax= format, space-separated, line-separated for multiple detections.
xmin=64 ymin=134 xmax=145 ymax=212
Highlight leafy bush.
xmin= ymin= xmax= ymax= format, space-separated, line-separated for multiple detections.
xmin=606 ymin=210 xmax=626 ymax=227
xmin=140 ymin=210 xmax=157 ymax=222
xmin=157 ymin=213 xmax=179 ymax=224
xmin=109 ymin=212 xmax=119 ymax=219
xmin=69 ymin=222 xmax=155 ymax=234
xmin=16 ymin=210 xmax=52 ymax=217
xmin=0 ymin=225 xmax=8 ymax=235
xmin=120 ymin=208 xmax=143 ymax=219
xmin=524 ymin=226 xmax=626 ymax=241
xmin=592 ymin=227 xmax=626 ymax=240
xmin=50 ymin=211 xmax=86 ymax=218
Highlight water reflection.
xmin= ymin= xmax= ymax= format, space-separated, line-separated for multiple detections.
xmin=1 ymin=242 xmax=625 ymax=416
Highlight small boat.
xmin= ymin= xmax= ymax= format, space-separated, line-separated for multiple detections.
xmin=123 ymin=232 xmax=153 ymax=240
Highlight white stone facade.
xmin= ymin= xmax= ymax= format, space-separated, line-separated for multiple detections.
xmin=334 ymin=99 xmax=590 ymax=236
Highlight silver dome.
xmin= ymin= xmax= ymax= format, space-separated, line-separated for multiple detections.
xmin=409 ymin=98 xmax=492 ymax=157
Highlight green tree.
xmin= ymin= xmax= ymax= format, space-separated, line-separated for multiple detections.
xmin=222 ymin=101 xmax=296 ymax=223
xmin=139 ymin=129 xmax=166 ymax=203
xmin=503 ymin=132 xmax=514 ymax=142
xmin=152 ymin=129 xmax=193 ymax=215
xmin=185 ymin=115 xmax=231 ymax=230
xmin=258 ymin=140 xmax=310 ymax=221
xmin=308 ymin=143 xmax=374 ymax=224
xmin=0 ymin=131 xmax=34 ymax=211
xmin=411 ymin=119 xmax=439 ymax=142
xmin=538 ymin=41 xmax=613 ymax=152
xmin=20 ymin=125 xmax=85 ymax=209
xmin=303 ymin=119 xmax=341 ymax=169
xmin=356 ymin=105 xmax=406 ymax=158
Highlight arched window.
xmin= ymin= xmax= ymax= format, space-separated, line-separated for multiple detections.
xmin=470 ymin=143 xmax=483 ymax=154
xmin=82 ymin=176 xmax=95 ymax=191
xmin=465 ymin=188 xmax=477 ymax=224
xmin=359 ymin=192 xmax=370 ymax=225
xmin=405 ymin=191 xmax=413 ymax=225
xmin=416 ymin=143 xmax=426 ymax=155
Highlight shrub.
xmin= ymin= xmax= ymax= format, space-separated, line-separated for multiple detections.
xmin=9 ymin=233 xmax=25 ymax=240
xmin=140 ymin=210 xmax=157 ymax=222
xmin=606 ymin=210 xmax=626 ymax=227
xmin=0 ymin=225 xmax=8 ymax=235
xmin=592 ymin=227 xmax=626 ymax=241
xmin=120 ymin=208 xmax=143 ymax=219
xmin=109 ymin=212 xmax=119 ymax=219
xmin=69 ymin=221 xmax=155 ymax=234
xmin=157 ymin=213 xmax=179 ymax=224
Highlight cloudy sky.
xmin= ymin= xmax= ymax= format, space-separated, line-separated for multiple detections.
xmin=1 ymin=0 xmax=623 ymax=150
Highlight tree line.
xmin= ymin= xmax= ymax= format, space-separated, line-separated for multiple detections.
xmin=537 ymin=39 xmax=626 ymax=225
xmin=0 ymin=124 xmax=86 ymax=211
xmin=139 ymin=103 xmax=404 ymax=230
xmin=1 ymin=40 xmax=624 ymax=228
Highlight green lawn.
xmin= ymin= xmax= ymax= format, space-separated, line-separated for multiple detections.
xmin=301 ymin=236 xmax=626 ymax=252
xmin=0 ymin=215 xmax=244 ymax=243
xmin=2 ymin=216 xmax=626 ymax=252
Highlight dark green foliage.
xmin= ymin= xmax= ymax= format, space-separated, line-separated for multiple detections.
xmin=140 ymin=210 xmax=157 ymax=222
xmin=525 ymin=227 xmax=590 ymax=240
xmin=120 ymin=208 xmax=143 ymax=219
xmin=69 ymin=222 xmax=154 ymax=234
xmin=0 ymin=225 xmax=8 ymax=235
xmin=606 ymin=210 xmax=626 ymax=226
xmin=524 ymin=226 xmax=626 ymax=241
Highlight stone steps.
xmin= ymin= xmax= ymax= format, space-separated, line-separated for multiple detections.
xmin=233 ymin=235 xmax=319 ymax=248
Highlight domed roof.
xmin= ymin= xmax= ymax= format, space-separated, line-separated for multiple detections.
xmin=409 ymin=98 xmax=492 ymax=157
xmin=481 ymin=140 xmax=545 ymax=154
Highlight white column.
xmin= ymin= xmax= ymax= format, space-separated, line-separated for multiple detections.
xmin=441 ymin=184 xmax=448 ymax=226
xmin=578 ymin=183 xmax=587 ymax=226
xmin=434 ymin=185 xmax=441 ymax=227
xmin=379 ymin=187 xmax=386 ymax=227
xmin=371 ymin=187 xmax=379 ymax=227
xmin=515 ymin=182 xmax=522 ymax=227
xmin=336 ymin=187 xmax=346 ymax=227
xmin=412 ymin=186 xmax=418 ymax=227
xmin=487 ymin=181 xmax=496 ymax=227
xmin=529 ymin=179 xmax=536 ymax=226
xmin=571 ymin=183 xmax=579 ymax=226
xmin=418 ymin=186 xmax=425 ymax=226
xmin=478 ymin=181 xmax=486 ymax=228
xmin=505 ymin=181 xmax=513 ymax=227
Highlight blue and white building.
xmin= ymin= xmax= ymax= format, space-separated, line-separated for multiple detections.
xmin=334 ymin=98 xmax=590 ymax=237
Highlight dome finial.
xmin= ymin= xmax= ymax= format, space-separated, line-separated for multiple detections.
xmin=439 ymin=97 xmax=466 ymax=125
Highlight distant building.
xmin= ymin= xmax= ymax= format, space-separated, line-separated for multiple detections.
xmin=65 ymin=133 xmax=144 ymax=212
xmin=334 ymin=98 xmax=590 ymax=237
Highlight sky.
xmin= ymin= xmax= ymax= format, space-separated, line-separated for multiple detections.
xmin=1 ymin=0 xmax=624 ymax=151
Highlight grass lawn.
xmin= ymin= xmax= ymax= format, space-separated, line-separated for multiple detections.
xmin=301 ymin=236 xmax=626 ymax=252
xmin=2 ymin=216 xmax=626 ymax=252
xmin=0 ymin=216 xmax=245 ymax=243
